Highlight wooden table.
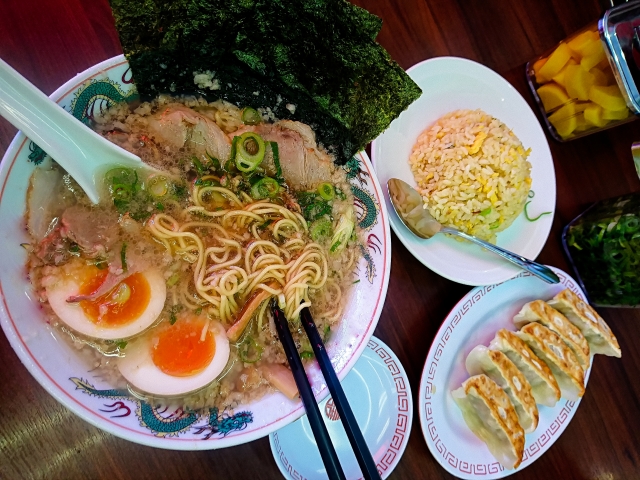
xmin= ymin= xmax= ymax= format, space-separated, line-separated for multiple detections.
xmin=1 ymin=1 xmax=639 ymax=479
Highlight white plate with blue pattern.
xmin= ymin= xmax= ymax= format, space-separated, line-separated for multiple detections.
xmin=372 ymin=56 xmax=555 ymax=287
xmin=418 ymin=268 xmax=591 ymax=479
xmin=269 ymin=336 xmax=412 ymax=479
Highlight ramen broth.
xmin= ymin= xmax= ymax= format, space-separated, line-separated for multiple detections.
xmin=25 ymin=96 xmax=360 ymax=410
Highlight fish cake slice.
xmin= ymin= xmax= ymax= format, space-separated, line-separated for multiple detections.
xmin=490 ymin=329 xmax=560 ymax=407
xmin=516 ymin=323 xmax=585 ymax=401
xmin=513 ymin=300 xmax=590 ymax=369
xmin=452 ymin=374 xmax=525 ymax=470
xmin=547 ymin=289 xmax=621 ymax=357
xmin=466 ymin=345 xmax=539 ymax=433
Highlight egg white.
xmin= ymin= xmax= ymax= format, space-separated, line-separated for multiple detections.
xmin=117 ymin=320 xmax=230 ymax=396
xmin=46 ymin=268 xmax=167 ymax=340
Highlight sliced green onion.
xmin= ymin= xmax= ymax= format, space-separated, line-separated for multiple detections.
xmin=169 ymin=305 xmax=182 ymax=325
xmin=239 ymin=336 xmax=263 ymax=363
xmin=167 ymin=273 xmax=180 ymax=286
xmin=270 ymin=141 xmax=283 ymax=183
xmin=317 ymin=182 xmax=335 ymax=200
xmin=206 ymin=153 xmax=221 ymax=171
xmin=330 ymin=207 xmax=355 ymax=254
xmin=524 ymin=201 xmax=552 ymax=222
xmin=242 ymin=107 xmax=262 ymax=125
xmin=229 ymin=136 xmax=240 ymax=170
xmin=147 ymin=175 xmax=170 ymax=198
xmin=300 ymin=351 xmax=314 ymax=360
xmin=105 ymin=167 xmax=137 ymax=186
xmin=235 ymin=132 xmax=266 ymax=172
xmin=120 ymin=243 xmax=128 ymax=272
xmin=110 ymin=282 xmax=131 ymax=304
xmin=251 ymin=177 xmax=280 ymax=199
xmin=259 ymin=219 xmax=274 ymax=230
xmin=480 ymin=207 xmax=492 ymax=216
xmin=309 ymin=217 xmax=332 ymax=242
xmin=323 ymin=325 xmax=331 ymax=343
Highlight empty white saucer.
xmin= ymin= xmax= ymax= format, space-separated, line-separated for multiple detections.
xmin=269 ymin=336 xmax=412 ymax=479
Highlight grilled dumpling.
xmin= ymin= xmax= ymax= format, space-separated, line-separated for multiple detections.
xmin=489 ymin=329 xmax=560 ymax=407
xmin=547 ymin=289 xmax=621 ymax=358
xmin=466 ymin=346 xmax=539 ymax=433
xmin=513 ymin=300 xmax=590 ymax=369
xmin=452 ymin=374 xmax=525 ymax=470
xmin=515 ymin=323 xmax=585 ymax=401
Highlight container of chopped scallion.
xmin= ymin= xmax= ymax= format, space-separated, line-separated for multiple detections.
xmin=563 ymin=193 xmax=640 ymax=307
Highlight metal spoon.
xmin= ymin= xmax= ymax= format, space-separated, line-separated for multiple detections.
xmin=0 ymin=58 xmax=153 ymax=204
xmin=387 ymin=178 xmax=559 ymax=284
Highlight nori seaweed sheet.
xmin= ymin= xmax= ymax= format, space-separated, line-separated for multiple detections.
xmin=109 ymin=0 xmax=421 ymax=164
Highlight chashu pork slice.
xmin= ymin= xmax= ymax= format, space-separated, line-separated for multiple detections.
xmin=146 ymin=104 xmax=232 ymax=162
xmin=490 ymin=329 xmax=560 ymax=407
xmin=516 ymin=323 xmax=585 ymax=401
xmin=231 ymin=120 xmax=337 ymax=190
xmin=547 ymin=289 xmax=621 ymax=358
xmin=514 ymin=299 xmax=590 ymax=369
xmin=452 ymin=374 xmax=525 ymax=470
xmin=466 ymin=345 xmax=538 ymax=433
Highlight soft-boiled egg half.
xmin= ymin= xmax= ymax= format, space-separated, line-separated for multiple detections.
xmin=46 ymin=262 xmax=166 ymax=340
xmin=118 ymin=315 xmax=230 ymax=396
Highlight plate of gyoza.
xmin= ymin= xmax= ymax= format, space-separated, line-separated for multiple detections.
xmin=418 ymin=267 xmax=621 ymax=479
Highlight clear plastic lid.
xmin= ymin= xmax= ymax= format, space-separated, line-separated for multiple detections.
xmin=600 ymin=1 xmax=640 ymax=113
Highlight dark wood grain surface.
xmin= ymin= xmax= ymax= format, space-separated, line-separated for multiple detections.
xmin=1 ymin=1 xmax=639 ymax=479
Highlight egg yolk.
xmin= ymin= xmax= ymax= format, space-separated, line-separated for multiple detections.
xmin=151 ymin=320 xmax=216 ymax=377
xmin=79 ymin=271 xmax=151 ymax=327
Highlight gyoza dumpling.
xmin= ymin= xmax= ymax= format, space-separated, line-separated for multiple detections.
xmin=452 ymin=374 xmax=525 ymax=470
xmin=516 ymin=323 xmax=585 ymax=401
xmin=547 ymin=289 xmax=621 ymax=357
xmin=466 ymin=346 xmax=539 ymax=433
xmin=490 ymin=329 xmax=560 ymax=407
xmin=513 ymin=300 xmax=590 ymax=369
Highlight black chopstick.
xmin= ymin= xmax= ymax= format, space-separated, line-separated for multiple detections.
xmin=300 ymin=307 xmax=382 ymax=480
xmin=271 ymin=301 xmax=346 ymax=480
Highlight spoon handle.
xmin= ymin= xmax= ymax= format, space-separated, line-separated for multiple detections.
xmin=0 ymin=58 xmax=141 ymax=204
xmin=441 ymin=227 xmax=560 ymax=284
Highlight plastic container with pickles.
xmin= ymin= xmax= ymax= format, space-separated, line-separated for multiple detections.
xmin=526 ymin=2 xmax=640 ymax=141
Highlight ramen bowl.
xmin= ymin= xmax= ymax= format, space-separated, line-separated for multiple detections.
xmin=0 ymin=55 xmax=391 ymax=449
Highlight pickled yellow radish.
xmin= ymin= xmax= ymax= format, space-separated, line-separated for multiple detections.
xmin=589 ymin=67 xmax=608 ymax=86
xmin=589 ymin=85 xmax=627 ymax=111
xmin=602 ymin=108 xmax=630 ymax=120
xmin=581 ymin=45 xmax=606 ymax=71
xmin=584 ymin=103 xmax=607 ymax=127
xmin=533 ymin=57 xmax=548 ymax=84
xmin=581 ymin=36 xmax=605 ymax=58
xmin=575 ymin=113 xmax=590 ymax=131
xmin=565 ymin=65 xmax=596 ymax=101
xmin=537 ymin=83 xmax=570 ymax=112
xmin=552 ymin=58 xmax=578 ymax=86
xmin=574 ymin=102 xmax=590 ymax=114
xmin=567 ymin=30 xmax=599 ymax=57
xmin=538 ymin=43 xmax=572 ymax=81
xmin=549 ymin=102 xmax=577 ymax=138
